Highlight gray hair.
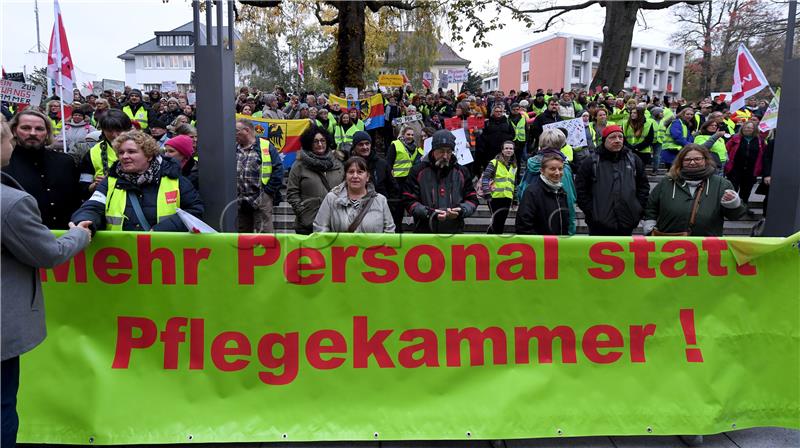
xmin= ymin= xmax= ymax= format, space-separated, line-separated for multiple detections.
xmin=538 ymin=128 xmax=566 ymax=151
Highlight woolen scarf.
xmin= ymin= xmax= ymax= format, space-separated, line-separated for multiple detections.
xmin=116 ymin=155 xmax=162 ymax=186
xmin=301 ymin=149 xmax=335 ymax=172
xmin=679 ymin=165 xmax=715 ymax=182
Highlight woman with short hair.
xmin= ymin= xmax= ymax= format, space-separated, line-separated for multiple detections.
xmin=515 ymin=152 xmax=571 ymax=235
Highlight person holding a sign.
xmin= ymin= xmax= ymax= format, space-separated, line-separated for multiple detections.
xmin=71 ymin=130 xmax=203 ymax=232
xmin=403 ymin=130 xmax=478 ymax=234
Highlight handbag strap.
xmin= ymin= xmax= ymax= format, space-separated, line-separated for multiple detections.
xmin=316 ymin=170 xmax=331 ymax=191
xmin=128 ymin=193 xmax=152 ymax=231
xmin=687 ymin=182 xmax=705 ymax=234
xmin=347 ymin=194 xmax=375 ymax=233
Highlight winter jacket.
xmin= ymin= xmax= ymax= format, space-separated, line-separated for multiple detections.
xmin=55 ymin=118 xmax=97 ymax=153
xmin=575 ymin=148 xmax=650 ymax=235
xmin=525 ymin=154 xmax=577 ymax=235
xmin=478 ymin=116 xmax=514 ymax=162
xmin=515 ymin=175 xmax=571 ymax=235
xmin=70 ymin=156 xmax=204 ymax=232
xmin=353 ymin=149 xmax=399 ymax=206
xmin=402 ymin=152 xmax=479 ymax=234
xmin=1 ymin=173 xmax=90 ymax=361
xmin=178 ymin=156 xmax=200 ymax=191
xmin=644 ymin=174 xmax=747 ymax=236
xmin=286 ymin=151 xmax=345 ymax=234
xmin=725 ymin=134 xmax=766 ymax=177
xmin=313 ymin=183 xmax=395 ymax=233
xmin=2 ymin=145 xmax=82 ymax=229
xmin=529 ymin=110 xmax=562 ymax=146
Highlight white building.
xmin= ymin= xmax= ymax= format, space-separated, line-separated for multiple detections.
xmin=482 ymin=75 xmax=499 ymax=92
xmin=499 ymin=32 xmax=685 ymax=98
xmin=118 ymin=21 xmax=242 ymax=92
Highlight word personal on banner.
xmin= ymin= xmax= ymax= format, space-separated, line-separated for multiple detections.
xmin=543 ymin=117 xmax=588 ymax=148
xmin=20 ymin=232 xmax=800 ymax=445
xmin=423 ymin=128 xmax=473 ymax=165
xmin=0 ymin=79 xmax=44 ymax=107
xmin=392 ymin=113 xmax=423 ymax=127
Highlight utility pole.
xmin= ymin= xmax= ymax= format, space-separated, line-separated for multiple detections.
xmin=34 ymin=0 xmax=42 ymax=52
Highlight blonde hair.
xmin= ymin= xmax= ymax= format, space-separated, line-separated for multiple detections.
xmin=538 ymin=128 xmax=566 ymax=151
xmin=112 ymin=130 xmax=160 ymax=158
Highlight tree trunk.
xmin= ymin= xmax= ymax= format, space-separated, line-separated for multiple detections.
xmin=591 ymin=2 xmax=639 ymax=92
xmin=333 ymin=1 xmax=366 ymax=92
xmin=700 ymin=3 xmax=714 ymax=97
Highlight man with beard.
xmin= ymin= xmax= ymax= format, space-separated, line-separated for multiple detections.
xmin=529 ymin=98 xmax=562 ymax=152
xmin=403 ymin=130 xmax=478 ymax=234
xmin=3 ymin=110 xmax=81 ymax=229
xmin=121 ymin=89 xmax=152 ymax=131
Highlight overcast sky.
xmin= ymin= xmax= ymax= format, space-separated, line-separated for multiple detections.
xmin=1 ymin=0 xmax=677 ymax=82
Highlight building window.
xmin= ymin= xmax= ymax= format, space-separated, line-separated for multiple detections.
xmin=522 ymin=50 xmax=530 ymax=64
xmin=143 ymin=84 xmax=161 ymax=92
xmin=592 ymin=44 xmax=600 ymax=58
xmin=573 ymin=42 xmax=583 ymax=55
xmin=572 ymin=64 xmax=582 ymax=80
xmin=159 ymin=35 xmax=176 ymax=47
xmin=625 ymin=70 xmax=631 ymax=81
xmin=640 ymin=51 xmax=647 ymax=64
xmin=669 ymin=54 xmax=675 ymax=67
xmin=638 ymin=71 xmax=645 ymax=84
xmin=522 ymin=71 xmax=529 ymax=83
xmin=667 ymin=74 xmax=674 ymax=90
xmin=175 ymin=35 xmax=191 ymax=46
xmin=655 ymin=53 xmax=662 ymax=66
xmin=653 ymin=72 xmax=660 ymax=87
xmin=182 ymin=55 xmax=194 ymax=68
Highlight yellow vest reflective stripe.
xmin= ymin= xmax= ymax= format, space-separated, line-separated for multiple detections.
xmin=490 ymin=159 xmax=516 ymax=199
xmin=623 ymin=119 xmax=654 ymax=154
xmin=694 ymin=135 xmax=727 ymax=163
xmin=50 ymin=118 xmax=63 ymax=136
xmin=655 ymin=119 xmax=667 ymax=144
xmin=89 ymin=141 xmax=118 ymax=178
xmin=105 ymin=176 xmax=180 ymax=230
xmin=259 ymin=138 xmax=273 ymax=185
xmin=662 ymin=120 xmax=688 ymax=151
xmin=561 ymin=144 xmax=574 ymax=162
xmin=334 ymin=125 xmax=358 ymax=145
xmin=123 ymin=105 xmax=149 ymax=130
xmin=391 ymin=140 xmax=413 ymax=178
xmin=510 ymin=115 xmax=526 ymax=142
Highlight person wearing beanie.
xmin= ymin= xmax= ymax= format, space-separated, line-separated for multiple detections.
xmin=575 ymin=124 xmax=649 ymax=236
xmin=121 ymin=89 xmax=152 ymax=131
xmin=149 ymin=118 xmax=169 ymax=148
xmin=402 ymin=129 xmax=478 ymax=234
xmin=164 ymin=135 xmax=198 ymax=189
xmin=348 ymin=130 xmax=399 ymax=207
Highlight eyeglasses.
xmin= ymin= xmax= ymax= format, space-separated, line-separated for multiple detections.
xmin=683 ymin=157 xmax=705 ymax=164
xmin=313 ymin=138 xmax=327 ymax=144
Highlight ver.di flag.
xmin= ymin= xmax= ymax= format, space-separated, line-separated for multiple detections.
xmin=730 ymin=43 xmax=769 ymax=112
xmin=47 ymin=0 xmax=75 ymax=94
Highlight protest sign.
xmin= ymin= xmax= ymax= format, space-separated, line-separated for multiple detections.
xmin=449 ymin=69 xmax=468 ymax=83
xmin=444 ymin=116 xmax=462 ymax=131
xmin=3 ymin=72 xmax=26 ymax=82
xmin=18 ymin=232 xmax=800 ymax=444
xmin=161 ymin=80 xmax=178 ymax=92
xmin=92 ymin=81 xmax=103 ymax=95
xmin=0 ymin=79 xmax=44 ymax=107
xmin=543 ymin=117 xmax=588 ymax=148
xmin=391 ymin=113 xmax=423 ymax=127
xmin=187 ymin=92 xmax=196 ymax=106
xmin=344 ymin=87 xmax=358 ymax=101
xmin=758 ymin=88 xmax=780 ymax=132
xmin=467 ymin=116 xmax=485 ymax=130
xmin=378 ymin=74 xmax=404 ymax=87
xmin=423 ymin=127 xmax=473 ymax=165
xmin=102 ymin=78 xmax=125 ymax=93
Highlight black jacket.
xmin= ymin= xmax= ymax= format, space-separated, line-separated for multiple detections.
xmin=355 ymin=149 xmax=399 ymax=204
xmin=575 ymin=147 xmax=650 ymax=235
xmin=479 ymin=116 xmax=514 ymax=162
xmin=515 ymin=176 xmax=570 ymax=235
xmin=71 ymin=156 xmax=204 ymax=232
xmin=529 ymin=109 xmax=562 ymax=146
xmin=2 ymin=145 xmax=81 ymax=229
xmin=402 ymin=152 xmax=479 ymax=234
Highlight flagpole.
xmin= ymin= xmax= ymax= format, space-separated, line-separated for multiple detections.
xmin=57 ymin=63 xmax=67 ymax=153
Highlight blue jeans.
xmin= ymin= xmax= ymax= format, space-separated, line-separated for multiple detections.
xmin=2 ymin=356 xmax=20 ymax=448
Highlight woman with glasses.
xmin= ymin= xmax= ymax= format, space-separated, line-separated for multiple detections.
xmin=286 ymin=125 xmax=344 ymax=234
xmin=694 ymin=119 xmax=727 ymax=172
xmin=644 ymin=144 xmax=747 ymax=237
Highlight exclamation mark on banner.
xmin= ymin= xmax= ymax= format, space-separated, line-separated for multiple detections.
xmin=680 ymin=309 xmax=704 ymax=363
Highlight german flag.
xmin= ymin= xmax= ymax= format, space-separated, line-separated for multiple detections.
xmin=237 ymin=114 xmax=311 ymax=169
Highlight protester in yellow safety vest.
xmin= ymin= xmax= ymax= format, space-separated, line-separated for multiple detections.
xmin=529 ymin=93 xmax=547 ymax=117
xmin=623 ymin=106 xmax=656 ymax=166
xmin=334 ymin=113 xmax=359 ymax=150
xmin=121 ymin=89 xmax=151 ymax=131
xmin=481 ymin=141 xmax=517 ymax=234
xmin=589 ymin=108 xmax=609 ymax=148
xmin=46 ymin=100 xmax=63 ymax=137
xmin=234 ymin=119 xmax=284 ymax=233
xmin=693 ymin=119 xmax=728 ymax=172
xmin=508 ymin=102 xmax=528 ymax=167
xmin=315 ymin=108 xmax=336 ymax=137
xmin=662 ymin=106 xmax=695 ymax=166
xmin=348 ymin=108 xmax=365 ymax=131
xmin=78 ymin=109 xmax=132 ymax=197
xmin=70 ymin=129 xmax=203 ymax=231
xmin=650 ymin=107 xmax=667 ymax=173
xmin=388 ymin=126 xmax=419 ymax=181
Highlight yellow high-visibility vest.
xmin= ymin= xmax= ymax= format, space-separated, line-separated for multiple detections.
xmin=123 ymin=105 xmax=149 ymax=130
xmin=391 ymin=140 xmax=413 ymax=178
xmin=490 ymin=159 xmax=517 ymax=199
xmin=89 ymin=140 xmax=118 ymax=178
xmin=105 ymin=176 xmax=180 ymax=230
xmin=259 ymin=138 xmax=273 ymax=185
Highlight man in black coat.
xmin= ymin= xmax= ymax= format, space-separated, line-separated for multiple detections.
xmin=529 ymin=98 xmax=562 ymax=150
xmin=3 ymin=110 xmax=81 ymax=229
xmin=575 ymin=125 xmax=650 ymax=236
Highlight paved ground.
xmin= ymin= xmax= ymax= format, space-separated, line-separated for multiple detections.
xmin=18 ymin=427 xmax=800 ymax=448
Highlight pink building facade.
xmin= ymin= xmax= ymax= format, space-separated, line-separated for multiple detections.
xmin=498 ymin=32 xmax=685 ymax=98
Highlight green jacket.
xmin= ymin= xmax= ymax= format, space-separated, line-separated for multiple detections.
xmin=644 ymin=175 xmax=747 ymax=237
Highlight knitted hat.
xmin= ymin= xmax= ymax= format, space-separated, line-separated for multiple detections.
xmin=165 ymin=135 xmax=194 ymax=159
xmin=430 ymin=129 xmax=456 ymax=150
xmin=129 ymin=89 xmax=143 ymax=98
xmin=602 ymin=125 xmax=623 ymax=139
xmin=149 ymin=118 xmax=167 ymax=129
xmin=351 ymin=131 xmax=371 ymax=147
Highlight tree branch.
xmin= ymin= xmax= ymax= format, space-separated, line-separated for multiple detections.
xmin=639 ymin=0 xmax=704 ymax=10
xmin=498 ymin=0 xmax=599 ymax=15
xmin=313 ymin=1 xmax=339 ymax=26
xmin=366 ymin=1 xmax=418 ymax=13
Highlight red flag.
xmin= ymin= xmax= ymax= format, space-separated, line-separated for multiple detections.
xmin=730 ymin=43 xmax=769 ymax=111
xmin=47 ymin=0 xmax=75 ymax=94
xmin=422 ymin=78 xmax=431 ymax=89
xmin=297 ymin=54 xmax=304 ymax=82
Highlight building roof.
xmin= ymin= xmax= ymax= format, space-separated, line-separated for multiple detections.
xmin=117 ymin=21 xmax=240 ymax=60
xmin=385 ymin=32 xmax=470 ymax=67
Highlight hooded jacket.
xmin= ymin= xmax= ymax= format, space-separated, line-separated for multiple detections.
xmin=402 ymin=152 xmax=478 ymax=234
xmin=70 ymin=156 xmax=204 ymax=232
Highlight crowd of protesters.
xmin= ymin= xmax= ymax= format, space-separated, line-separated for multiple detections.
xmin=0 ymin=81 xmax=776 ymax=238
